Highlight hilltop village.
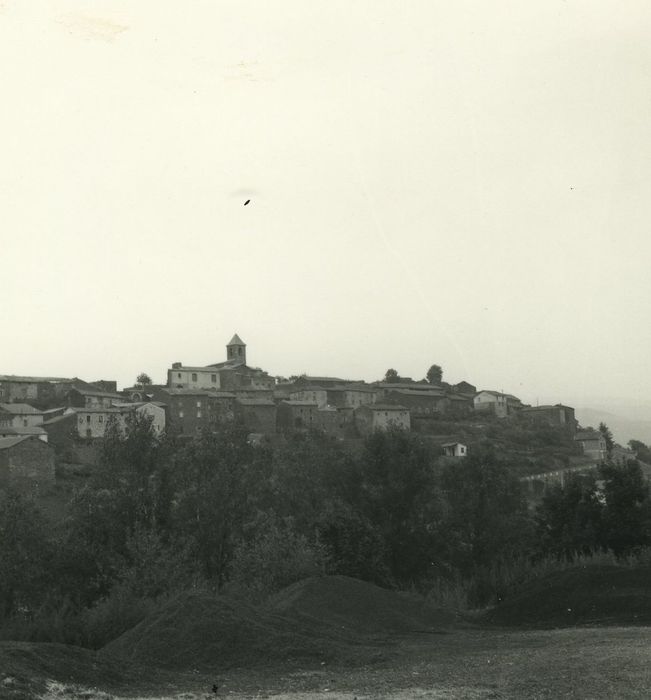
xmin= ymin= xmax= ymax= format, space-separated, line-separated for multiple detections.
xmin=0 ymin=334 xmax=635 ymax=492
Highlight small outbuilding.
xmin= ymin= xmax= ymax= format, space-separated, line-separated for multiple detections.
xmin=441 ymin=442 xmax=468 ymax=458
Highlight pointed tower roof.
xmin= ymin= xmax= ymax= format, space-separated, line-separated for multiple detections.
xmin=227 ymin=333 xmax=245 ymax=346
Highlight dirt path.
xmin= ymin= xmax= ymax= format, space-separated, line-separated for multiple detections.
xmin=8 ymin=626 xmax=651 ymax=699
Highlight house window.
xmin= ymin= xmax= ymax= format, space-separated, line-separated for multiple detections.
xmin=211 ymin=374 xmax=217 ymax=383
xmin=86 ymin=415 xmax=91 ymax=423
xmin=86 ymin=429 xmax=92 ymax=438
xmin=23 ymin=419 xmax=28 ymax=427
xmin=191 ymin=373 xmax=197 ymax=382
xmin=177 ymin=373 xmax=181 ymax=379
xmin=179 ymin=411 xmax=184 ymax=418
xmin=196 ymin=401 xmax=201 ymax=408
xmin=99 ymin=415 xmax=104 ymax=423
xmin=197 ymin=410 xmax=202 ymax=418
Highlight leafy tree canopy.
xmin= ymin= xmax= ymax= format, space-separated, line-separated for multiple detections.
xmin=136 ymin=372 xmax=152 ymax=387
xmin=426 ymin=364 xmax=443 ymax=385
xmin=384 ymin=368 xmax=400 ymax=383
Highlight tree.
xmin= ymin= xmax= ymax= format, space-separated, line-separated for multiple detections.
xmin=426 ymin=364 xmax=443 ymax=385
xmin=358 ymin=428 xmax=444 ymax=583
xmin=599 ymin=461 xmax=651 ymax=555
xmin=629 ymin=439 xmax=651 ymax=464
xmin=136 ymin=373 xmax=152 ymax=387
xmin=598 ymin=422 xmax=614 ymax=453
xmin=384 ymin=368 xmax=400 ymax=383
xmin=535 ymin=473 xmax=604 ymax=558
xmin=442 ymin=448 xmax=534 ymax=576
xmin=170 ymin=425 xmax=267 ymax=584
xmin=0 ymin=492 xmax=53 ymax=620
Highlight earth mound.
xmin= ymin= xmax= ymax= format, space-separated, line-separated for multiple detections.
xmin=269 ymin=575 xmax=456 ymax=635
xmin=101 ymin=589 xmax=384 ymax=670
xmin=484 ymin=564 xmax=651 ymax=627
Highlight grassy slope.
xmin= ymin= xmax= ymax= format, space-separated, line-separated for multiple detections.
xmin=484 ymin=564 xmax=651 ymax=628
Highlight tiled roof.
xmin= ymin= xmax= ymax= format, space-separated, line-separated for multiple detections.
xmin=170 ymin=366 xmax=219 ymax=372
xmin=227 ymin=333 xmax=245 ymax=346
xmin=476 ymin=390 xmax=521 ymax=401
xmin=70 ymin=387 xmax=123 ymax=398
xmin=376 ymin=382 xmax=440 ymax=391
xmin=282 ymin=400 xmax=319 ymax=407
xmin=366 ymin=403 xmax=408 ymax=411
xmin=0 ymin=403 xmax=41 ymax=414
xmin=386 ymin=388 xmax=445 ymax=397
xmin=205 ymin=361 xmax=245 ymax=370
xmin=42 ymin=413 xmax=76 ymax=426
xmin=342 ymin=384 xmax=379 ymax=393
xmin=0 ymin=435 xmax=33 ymax=450
xmin=237 ymin=399 xmax=275 ymax=406
xmin=68 ymin=407 xmax=127 ymax=414
xmin=0 ymin=375 xmax=72 ymax=383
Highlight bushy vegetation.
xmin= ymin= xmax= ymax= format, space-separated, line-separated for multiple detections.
xmin=2 ymin=414 xmax=651 ymax=645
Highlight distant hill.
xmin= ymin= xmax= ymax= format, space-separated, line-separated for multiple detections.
xmin=575 ymin=407 xmax=651 ymax=446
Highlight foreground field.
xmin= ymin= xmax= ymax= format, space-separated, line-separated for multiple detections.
xmin=3 ymin=625 xmax=651 ymax=699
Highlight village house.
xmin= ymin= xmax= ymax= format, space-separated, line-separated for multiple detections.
xmin=445 ymin=393 xmax=474 ymax=413
xmin=0 ymin=375 xmax=74 ymax=405
xmin=289 ymin=385 xmax=329 ymax=408
xmin=354 ymin=403 xmax=411 ymax=436
xmin=451 ymin=381 xmax=477 ymax=395
xmin=383 ymin=388 xmax=447 ymax=416
xmin=520 ymin=404 xmax=577 ymax=431
xmin=375 ymin=381 xmax=445 ymax=398
xmin=155 ymin=388 xmax=235 ymax=435
xmin=574 ymin=429 xmax=608 ymax=461
xmin=69 ymin=402 xmax=166 ymax=439
xmin=67 ymin=387 xmax=124 ymax=410
xmin=0 ymin=403 xmax=64 ymax=429
xmin=473 ymin=391 xmax=522 ymax=418
xmin=0 ymin=435 xmax=55 ymax=492
xmin=0 ymin=425 xmax=48 ymax=442
xmin=70 ymin=407 xmax=125 ymax=439
xmin=314 ymin=405 xmax=351 ymax=438
xmin=235 ymin=398 xmax=277 ymax=434
xmin=325 ymin=383 xmax=380 ymax=409
xmin=277 ymin=400 xmax=319 ymax=432
xmin=113 ymin=402 xmax=166 ymax=435
xmin=292 ymin=375 xmax=359 ymax=389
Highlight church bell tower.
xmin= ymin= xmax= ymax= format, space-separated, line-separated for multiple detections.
xmin=226 ymin=333 xmax=246 ymax=364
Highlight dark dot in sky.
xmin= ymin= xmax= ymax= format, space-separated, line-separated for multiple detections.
xmin=244 ymin=199 xmax=251 ymax=206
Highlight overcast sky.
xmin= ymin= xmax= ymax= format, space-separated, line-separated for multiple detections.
xmin=2 ymin=1 xmax=650 ymax=410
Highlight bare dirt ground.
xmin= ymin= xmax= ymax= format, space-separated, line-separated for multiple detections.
xmin=6 ymin=625 xmax=651 ymax=700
